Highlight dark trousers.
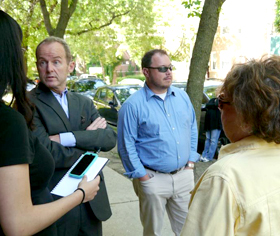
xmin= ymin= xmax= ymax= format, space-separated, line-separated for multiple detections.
xmin=56 ymin=202 xmax=102 ymax=236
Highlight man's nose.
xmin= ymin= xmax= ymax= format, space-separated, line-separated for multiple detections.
xmin=46 ymin=62 xmax=54 ymax=72
xmin=166 ymin=68 xmax=172 ymax=74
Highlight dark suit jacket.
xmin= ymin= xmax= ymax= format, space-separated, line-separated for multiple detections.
xmin=204 ymin=97 xmax=222 ymax=132
xmin=28 ymin=82 xmax=117 ymax=221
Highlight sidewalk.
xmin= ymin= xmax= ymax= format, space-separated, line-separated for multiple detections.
xmin=100 ymin=148 xmax=214 ymax=236
xmin=102 ymin=166 xmax=173 ymax=236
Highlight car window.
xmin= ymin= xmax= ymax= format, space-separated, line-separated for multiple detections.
xmin=107 ymin=90 xmax=114 ymax=103
xmin=204 ymin=86 xmax=220 ymax=99
xmin=94 ymin=80 xmax=106 ymax=89
xmin=115 ymin=87 xmax=140 ymax=104
xmin=87 ymin=76 xmax=97 ymax=80
xmin=202 ymin=93 xmax=209 ymax=105
xmin=94 ymin=90 xmax=100 ymax=100
xmin=85 ymin=81 xmax=96 ymax=90
xmin=99 ymin=89 xmax=107 ymax=101
xmin=73 ymin=81 xmax=95 ymax=92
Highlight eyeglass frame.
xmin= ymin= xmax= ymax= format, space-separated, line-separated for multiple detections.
xmin=146 ymin=65 xmax=173 ymax=73
xmin=217 ymin=94 xmax=232 ymax=110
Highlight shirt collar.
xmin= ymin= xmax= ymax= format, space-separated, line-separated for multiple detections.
xmin=144 ymin=82 xmax=176 ymax=101
xmin=218 ymin=135 xmax=276 ymax=160
xmin=51 ymin=88 xmax=68 ymax=98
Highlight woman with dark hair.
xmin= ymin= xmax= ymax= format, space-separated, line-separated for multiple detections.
xmin=181 ymin=55 xmax=280 ymax=235
xmin=0 ymin=10 xmax=100 ymax=236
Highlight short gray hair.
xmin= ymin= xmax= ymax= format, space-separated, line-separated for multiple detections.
xmin=36 ymin=36 xmax=72 ymax=63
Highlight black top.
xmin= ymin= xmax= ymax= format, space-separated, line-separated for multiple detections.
xmin=204 ymin=98 xmax=222 ymax=131
xmin=0 ymin=102 xmax=56 ymax=235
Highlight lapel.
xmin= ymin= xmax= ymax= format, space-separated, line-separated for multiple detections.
xmin=36 ymin=82 xmax=72 ymax=131
xmin=67 ymin=92 xmax=81 ymax=129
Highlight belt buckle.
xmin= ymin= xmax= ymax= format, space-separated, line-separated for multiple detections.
xmin=170 ymin=170 xmax=178 ymax=175
xmin=170 ymin=167 xmax=184 ymax=175
xmin=170 ymin=169 xmax=179 ymax=175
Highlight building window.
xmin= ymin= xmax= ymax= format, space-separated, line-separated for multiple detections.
xmin=220 ymin=50 xmax=231 ymax=71
xmin=221 ymin=25 xmax=230 ymax=35
xmin=211 ymin=52 xmax=217 ymax=70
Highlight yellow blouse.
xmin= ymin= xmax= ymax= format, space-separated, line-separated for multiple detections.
xmin=181 ymin=136 xmax=280 ymax=236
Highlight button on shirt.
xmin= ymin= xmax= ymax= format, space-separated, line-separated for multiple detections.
xmin=117 ymin=83 xmax=200 ymax=179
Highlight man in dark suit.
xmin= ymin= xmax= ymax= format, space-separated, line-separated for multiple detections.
xmin=28 ymin=36 xmax=117 ymax=236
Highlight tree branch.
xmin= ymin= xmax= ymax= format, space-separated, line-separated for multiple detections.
xmin=55 ymin=0 xmax=78 ymax=37
xmin=39 ymin=0 xmax=54 ymax=35
xmin=35 ymin=0 xmax=57 ymax=30
xmin=67 ymin=10 xmax=131 ymax=36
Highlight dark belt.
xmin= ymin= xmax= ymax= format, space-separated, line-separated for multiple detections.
xmin=144 ymin=166 xmax=184 ymax=175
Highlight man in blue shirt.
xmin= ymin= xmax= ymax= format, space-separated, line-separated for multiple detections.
xmin=117 ymin=49 xmax=200 ymax=236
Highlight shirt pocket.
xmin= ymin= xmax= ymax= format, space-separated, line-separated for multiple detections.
xmin=138 ymin=120 xmax=160 ymax=138
xmin=79 ymin=113 xmax=91 ymax=130
xmin=176 ymin=110 xmax=192 ymax=129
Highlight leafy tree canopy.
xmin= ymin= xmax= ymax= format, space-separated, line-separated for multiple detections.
xmin=1 ymin=0 xmax=198 ymax=80
xmin=275 ymin=0 xmax=280 ymax=32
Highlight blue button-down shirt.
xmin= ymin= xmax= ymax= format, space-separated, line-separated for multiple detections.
xmin=117 ymin=83 xmax=200 ymax=179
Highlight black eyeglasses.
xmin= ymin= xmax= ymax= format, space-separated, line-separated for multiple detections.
xmin=146 ymin=65 xmax=173 ymax=73
xmin=217 ymin=94 xmax=231 ymax=110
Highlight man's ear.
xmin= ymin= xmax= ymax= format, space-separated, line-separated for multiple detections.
xmin=68 ymin=61 xmax=75 ymax=73
xmin=142 ymin=68 xmax=149 ymax=78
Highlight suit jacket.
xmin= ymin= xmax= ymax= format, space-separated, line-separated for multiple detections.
xmin=28 ymin=82 xmax=117 ymax=221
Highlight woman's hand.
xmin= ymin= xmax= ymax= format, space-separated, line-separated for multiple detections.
xmin=78 ymin=175 xmax=100 ymax=203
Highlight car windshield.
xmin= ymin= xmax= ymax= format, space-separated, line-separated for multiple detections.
xmin=203 ymin=85 xmax=221 ymax=99
xmin=94 ymin=80 xmax=106 ymax=88
xmin=74 ymin=80 xmax=106 ymax=92
xmin=115 ymin=87 xmax=141 ymax=104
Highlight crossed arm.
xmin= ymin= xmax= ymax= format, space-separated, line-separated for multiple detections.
xmin=32 ymin=100 xmax=116 ymax=168
xmin=49 ymin=117 xmax=107 ymax=143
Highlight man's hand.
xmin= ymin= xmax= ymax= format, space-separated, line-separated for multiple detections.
xmin=49 ymin=134 xmax=61 ymax=143
xmin=86 ymin=117 xmax=107 ymax=130
xmin=138 ymin=174 xmax=150 ymax=181
xmin=185 ymin=161 xmax=195 ymax=169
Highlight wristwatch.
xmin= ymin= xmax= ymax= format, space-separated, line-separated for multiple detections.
xmin=186 ymin=162 xmax=194 ymax=168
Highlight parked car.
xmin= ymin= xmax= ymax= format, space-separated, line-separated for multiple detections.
xmin=66 ymin=75 xmax=78 ymax=90
xmin=79 ymin=74 xmax=99 ymax=80
xmin=118 ymin=78 xmax=144 ymax=86
xmin=3 ymin=79 xmax=37 ymax=104
xmin=26 ymin=79 xmax=37 ymax=91
xmin=70 ymin=78 xmax=106 ymax=99
xmin=93 ymin=84 xmax=142 ymax=126
xmin=172 ymin=81 xmax=229 ymax=155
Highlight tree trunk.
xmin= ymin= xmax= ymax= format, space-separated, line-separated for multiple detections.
xmin=39 ymin=0 xmax=78 ymax=38
xmin=112 ymin=69 xmax=117 ymax=85
xmin=100 ymin=61 xmax=106 ymax=79
xmin=187 ymin=0 xmax=226 ymax=129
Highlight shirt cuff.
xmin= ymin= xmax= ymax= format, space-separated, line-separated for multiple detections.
xmin=189 ymin=151 xmax=201 ymax=163
xmin=124 ymin=165 xmax=147 ymax=179
xmin=59 ymin=132 xmax=76 ymax=147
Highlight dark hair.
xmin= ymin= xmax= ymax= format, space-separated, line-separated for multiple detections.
xmin=141 ymin=49 xmax=168 ymax=69
xmin=36 ymin=36 xmax=72 ymax=63
xmin=220 ymin=55 xmax=280 ymax=143
xmin=0 ymin=10 xmax=34 ymax=129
